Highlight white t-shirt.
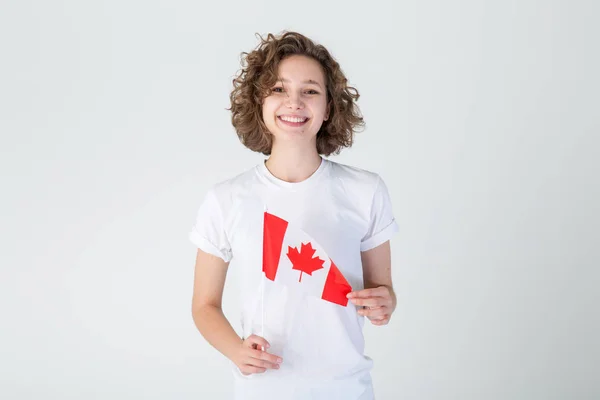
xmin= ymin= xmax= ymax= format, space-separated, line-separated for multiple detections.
xmin=189 ymin=158 xmax=399 ymax=400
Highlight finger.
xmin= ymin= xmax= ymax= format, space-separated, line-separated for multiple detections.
xmin=248 ymin=349 xmax=281 ymax=369
xmin=248 ymin=357 xmax=280 ymax=369
xmin=347 ymin=287 xmax=387 ymax=299
xmin=240 ymin=365 xmax=267 ymax=375
xmin=368 ymin=313 xmax=388 ymax=321
xmin=245 ymin=334 xmax=270 ymax=350
xmin=250 ymin=349 xmax=283 ymax=365
xmin=350 ymin=297 xmax=385 ymax=307
xmin=371 ymin=317 xmax=390 ymax=326
xmin=358 ymin=307 xmax=387 ymax=318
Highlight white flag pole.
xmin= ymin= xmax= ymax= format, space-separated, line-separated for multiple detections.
xmin=260 ymin=271 xmax=265 ymax=351
xmin=260 ymin=204 xmax=267 ymax=352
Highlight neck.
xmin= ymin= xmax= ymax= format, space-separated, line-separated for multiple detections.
xmin=265 ymin=143 xmax=322 ymax=183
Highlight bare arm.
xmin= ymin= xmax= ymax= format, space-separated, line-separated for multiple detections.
xmin=347 ymin=240 xmax=396 ymax=325
xmin=191 ymin=248 xmax=283 ymax=374
xmin=191 ymin=248 xmax=240 ymax=360
xmin=361 ymin=240 xmax=396 ymax=311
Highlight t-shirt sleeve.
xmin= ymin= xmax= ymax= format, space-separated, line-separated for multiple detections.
xmin=360 ymin=175 xmax=399 ymax=252
xmin=188 ymin=189 xmax=233 ymax=262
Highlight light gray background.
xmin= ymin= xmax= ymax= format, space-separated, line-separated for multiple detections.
xmin=1 ymin=0 xmax=598 ymax=399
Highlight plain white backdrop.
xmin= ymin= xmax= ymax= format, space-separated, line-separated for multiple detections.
xmin=1 ymin=0 xmax=598 ymax=399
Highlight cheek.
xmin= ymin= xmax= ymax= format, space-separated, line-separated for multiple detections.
xmin=312 ymin=99 xmax=329 ymax=118
xmin=262 ymin=99 xmax=277 ymax=120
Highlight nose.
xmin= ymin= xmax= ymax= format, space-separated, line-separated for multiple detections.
xmin=285 ymin=91 xmax=304 ymax=110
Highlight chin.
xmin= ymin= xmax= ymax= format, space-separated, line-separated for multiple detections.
xmin=273 ymin=130 xmax=318 ymax=144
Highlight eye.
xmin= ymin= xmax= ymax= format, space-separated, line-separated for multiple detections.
xmin=272 ymin=87 xmax=284 ymax=93
xmin=306 ymin=90 xmax=319 ymax=95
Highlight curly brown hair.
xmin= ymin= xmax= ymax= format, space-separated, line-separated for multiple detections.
xmin=228 ymin=31 xmax=365 ymax=156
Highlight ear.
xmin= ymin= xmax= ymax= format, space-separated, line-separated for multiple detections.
xmin=324 ymin=102 xmax=331 ymax=121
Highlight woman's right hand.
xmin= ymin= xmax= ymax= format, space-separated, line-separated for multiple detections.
xmin=232 ymin=334 xmax=283 ymax=375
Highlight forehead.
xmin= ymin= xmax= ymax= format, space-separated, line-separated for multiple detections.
xmin=277 ymin=55 xmax=325 ymax=84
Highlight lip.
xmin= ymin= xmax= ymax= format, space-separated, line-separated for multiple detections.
xmin=277 ymin=115 xmax=310 ymax=127
xmin=278 ymin=114 xmax=309 ymax=119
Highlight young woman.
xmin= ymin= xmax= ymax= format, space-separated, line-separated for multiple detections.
xmin=189 ymin=31 xmax=399 ymax=399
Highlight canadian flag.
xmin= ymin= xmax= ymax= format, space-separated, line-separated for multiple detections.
xmin=262 ymin=211 xmax=352 ymax=307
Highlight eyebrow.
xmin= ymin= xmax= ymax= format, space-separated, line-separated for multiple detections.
xmin=279 ymin=78 xmax=323 ymax=89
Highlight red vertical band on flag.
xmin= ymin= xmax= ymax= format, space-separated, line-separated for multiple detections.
xmin=321 ymin=260 xmax=352 ymax=306
xmin=262 ymin=212 xmax=288 ymax=281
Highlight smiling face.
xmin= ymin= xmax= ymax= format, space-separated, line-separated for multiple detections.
xmin=262 ymin=55 xmax=330 ymax=150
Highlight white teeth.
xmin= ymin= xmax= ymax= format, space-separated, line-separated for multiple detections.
xmin=280 ymin=116 xmax=307 ymax=123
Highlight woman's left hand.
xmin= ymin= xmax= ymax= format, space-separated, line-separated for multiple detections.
xmin=347 ymin=286 xmax=395 ymax=326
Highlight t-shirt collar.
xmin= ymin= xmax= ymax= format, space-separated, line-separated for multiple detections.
xmin=257 ymin=157 xmax=329 ymax=190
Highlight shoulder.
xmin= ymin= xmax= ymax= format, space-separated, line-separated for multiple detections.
xmin=326 ymin=159 xmax=383 ymax=191
xmin=206 ymin=164 xmax=262 ymax=200
xmin=324 ymin=159 xmax=391 ymax=216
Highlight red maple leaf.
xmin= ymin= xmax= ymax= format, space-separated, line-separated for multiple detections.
xmin=287 ymin=242 xmax=325 ymax=282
